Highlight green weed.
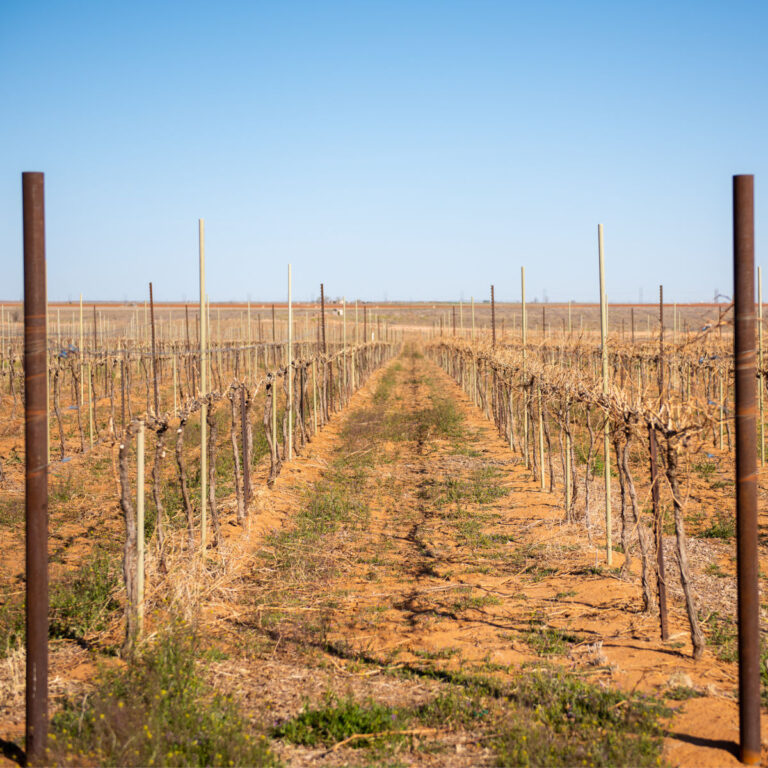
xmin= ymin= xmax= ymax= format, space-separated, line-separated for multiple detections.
xmin=0 ymin=585 xmax=24 ymax=656
xmin=272 ymin=693 xmax=405 ymax=748
xmin=523 ymin=626 xmax=583 ymax=656
xmin=699 ymin=511 xmax=735 ymax=539
xmin=494 ymin=667 xmax=670 ymax=767
xmin=692 ymin=461 xmax=718 ymax=479
xmin=50 ymin=623 xmax=277 ymax=767
xmin=665 ymin=685 xmax=705 ymax=701
xmin=50 ymin=550 xmax=120 ymax=641
xmin=0 ymin=497 xmax=23 ymax=527
xmin=434 ymin=468 xmax=507 ymax=507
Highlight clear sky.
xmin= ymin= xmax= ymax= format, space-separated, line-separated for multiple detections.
xmin=1 ymin=1 xmax=766 ymax=304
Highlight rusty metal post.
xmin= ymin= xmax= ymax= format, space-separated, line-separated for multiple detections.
xmin=149 ymin=283 xmax=159 ymax=416
xmin=648 ymin=425 xmax=669 ymax=641
xmin=23 ymin=171 xmax=48 ymax=765
xmin=490 ymin=285 xmax=496 ymax=347
xmin=733 ymin=174 xmax=760 ymax=766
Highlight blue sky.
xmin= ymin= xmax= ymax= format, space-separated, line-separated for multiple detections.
xmin=1 ymin=1 xmax=766 ymax=303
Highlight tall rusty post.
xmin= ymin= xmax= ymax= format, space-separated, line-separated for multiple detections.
xmin=733 ymin=174 xmax=760 ymax=766
xmin=490 ymin=285 xmax=496 ymax=347
xmin=23 ymin=171 xmax=48 ymax=765
xmin=149 ymin=283 xmax=159 ymax=416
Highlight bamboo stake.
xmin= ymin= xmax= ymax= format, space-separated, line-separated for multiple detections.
xmin=199 ymin=219 xmax=208 ymax=551
xmin=598 ymin=224 xmax=612 ymax=564
xmin=136 ymin=420 xmax=145 ymax=634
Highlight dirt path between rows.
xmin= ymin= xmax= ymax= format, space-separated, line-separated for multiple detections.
xmin=206 ymin=349 xmax=766 ymax=766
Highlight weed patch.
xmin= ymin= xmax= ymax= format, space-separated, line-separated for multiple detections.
xmin=50 ymin=624 xmax=277 ymax=767
xmin=523 ymin=625 xmax=583 ymax=656
xmin=699 ymin=510 xmax=735 ymax=539
xmin=273 ymin=693 xmax=406 ymax=748
xmin=494 ymin=667 xmax=669 ymax=767
xmin=50 ymin=550 xmax=120 ymax=642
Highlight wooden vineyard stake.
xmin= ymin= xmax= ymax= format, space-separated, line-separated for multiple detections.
xmin=312 ymin=359 xmax=318 ymax=434
xmin=537 ymin=383 xmax=545 ymax=491
xmin=522 ymin=267 xmax=529 ymax=469
xmin=199 ymin=219 xmax=208 ymax=551
xmin=648 ymin=424 xmax=668 ymax=641
xmin=136 ymin=420 xmax=145 ymax=635
xmin=149 ymin=282 xmax=159 ymax=416
xmin=598 ymin=224 xmax=612 ymax=564
xmin=491 ymin=285 xmax=496 ymax=347
xmin=241 ymin=386 xmax=251 ymax=505
xmin=79 ymin=293 xmax=84 ymax=421
xmin=288 ymin=264 xmax=293 ymax=461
